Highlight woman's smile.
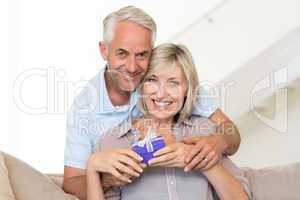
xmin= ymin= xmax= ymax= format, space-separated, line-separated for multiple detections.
xmin=151 ymin=99 xmax=173 ymax=109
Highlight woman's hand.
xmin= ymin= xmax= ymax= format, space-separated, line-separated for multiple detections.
xmin=87 ymin=148 xmax=144 ymax=183
xmin=148 ymin=143 xmax=193 ymax=168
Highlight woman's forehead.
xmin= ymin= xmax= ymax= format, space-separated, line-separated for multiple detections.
xmin=150 ymin=63 xmax=184 ymax=78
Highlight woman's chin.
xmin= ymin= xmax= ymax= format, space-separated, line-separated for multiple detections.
xmin=148 ymin=112 xmax=175 ymax=122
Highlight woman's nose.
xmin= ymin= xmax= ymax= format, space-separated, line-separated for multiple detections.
xmin=156 ymin=83 xmax=167 ymax=98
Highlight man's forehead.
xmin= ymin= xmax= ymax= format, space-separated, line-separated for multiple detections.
xmin=115 ymin=47 xmax=150 ymax=54
xmin=109 ymin=22 xmax=153 ymax=47
xmin=114 ymin=21 xmax=151 ymax=34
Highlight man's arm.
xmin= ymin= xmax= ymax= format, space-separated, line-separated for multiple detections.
xmin=183 ymin=108 xmax=241 ymax=171
xmin=63 ymin=167 xmax=87 ymax=200
xmin=63 ymin=167 xmax=125 ymax=200
xmin=209 ymin=108 xmax=241 ymax=155
xmin=63 ymin=149 xmax=144 ymax=200
xmin=63 ymin=168 xmax=131 ymax=200
xmin=63 ymin=168 xmax=137 ymax=200
xmin=202 ymin=164 xmax=248 ymax=200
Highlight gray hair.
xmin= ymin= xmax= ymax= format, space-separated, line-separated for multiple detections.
xmin=139 ymin=43 xmax=199 ymax=123
xmin=103 ymin=6 xmax=157 ymax=46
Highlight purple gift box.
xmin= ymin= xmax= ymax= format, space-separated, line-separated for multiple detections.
xmin=132 ymin=136 xmax=166 ymax=165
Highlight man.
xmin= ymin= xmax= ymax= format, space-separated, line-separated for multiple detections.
xmin=63 ymin=6 xmax=241 ymax=200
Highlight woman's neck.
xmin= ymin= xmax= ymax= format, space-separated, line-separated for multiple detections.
xmin=150 ymin=118 xmax=173 ymax=133
xmin=134 ymin=117 xmax=173 ymax=135
xmin=133 ymin=117 xmax=176 ymax=144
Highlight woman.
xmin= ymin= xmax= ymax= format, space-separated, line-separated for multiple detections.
xmin=86 ymin=43 xmax=252 ymax=200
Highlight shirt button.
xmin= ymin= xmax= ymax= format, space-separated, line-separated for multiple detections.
xmin=170 ymin=181 xmax=174 ymax=185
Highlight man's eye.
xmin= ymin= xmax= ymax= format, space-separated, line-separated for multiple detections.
xmin=137 ymin=53 xmax=147 ymax=60
xmin=117 ymin=52 xmax=126 ymax=58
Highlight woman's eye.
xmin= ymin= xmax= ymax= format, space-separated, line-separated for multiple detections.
xmin=146 ymin=78 xmax=156 ymax=82
xmin=169 ymin=81 xmax=179 ymax=86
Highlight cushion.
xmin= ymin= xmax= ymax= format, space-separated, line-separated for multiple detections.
xmin=243 ymin=163 xmax=300 ymax=200
xmin=2 ymin=152 xmax=78 ymax=200
xmin=46 ymin=174 xmax=64 ymax=188
xmin=0 ymin=152 xmax=16 ymax=200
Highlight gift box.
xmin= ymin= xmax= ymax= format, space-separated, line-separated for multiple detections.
xmin=131 ymin=133 xmax=166 ymax=165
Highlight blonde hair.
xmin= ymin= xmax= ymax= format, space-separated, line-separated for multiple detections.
xmin=139 ymin=43 xmax=199 ymax=123
xmin=103 ymin=6 xmax=157 ymax=46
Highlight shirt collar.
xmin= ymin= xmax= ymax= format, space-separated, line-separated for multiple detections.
xmin=114 ymin=117 xmax=135 ymax=138
xmin=181 ymin=117 xmax=195 ymax=127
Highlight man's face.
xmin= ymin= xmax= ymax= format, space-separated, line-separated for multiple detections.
xmin=101 ymin=21 xmax=153 ymax=92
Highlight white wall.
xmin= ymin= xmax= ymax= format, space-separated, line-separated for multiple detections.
xmin=232 ymin=85 xmax=300 ymax=168
xmin=174 ymin=0 xmax=300 ymax=82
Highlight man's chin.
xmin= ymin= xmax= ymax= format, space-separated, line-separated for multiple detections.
xmin=118 ymin=81 xmax=140 ymax=92
xmin=119 ymin=84 xmax=138 ymax=92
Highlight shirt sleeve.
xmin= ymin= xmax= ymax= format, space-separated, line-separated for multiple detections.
xmin=64 ymin=102 xmax=93 ymax=170
xmin=192 ymin=87 xmax=218 ymax=118
xmin=130 ymin=105 xmax=144 ymax=118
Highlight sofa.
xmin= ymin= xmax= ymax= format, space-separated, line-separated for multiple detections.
xmin=1 ymin=151 xmax=299 ymax=200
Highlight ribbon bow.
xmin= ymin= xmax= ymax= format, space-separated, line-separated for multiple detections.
xmin=133 ymin=127 xmax=161 ymax=152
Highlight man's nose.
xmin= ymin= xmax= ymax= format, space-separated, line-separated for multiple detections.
xmin=126 ymin=56 xmax=138 ymax=73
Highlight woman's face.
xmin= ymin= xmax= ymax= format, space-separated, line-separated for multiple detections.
xmin=142 ymin=64 xmax=188 ymax=122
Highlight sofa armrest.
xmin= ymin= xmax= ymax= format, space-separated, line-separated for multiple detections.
xmin=2 ymin=152 xmax=79 ymax=200
xmin=242 ymin=163 xmax=300 ymax=200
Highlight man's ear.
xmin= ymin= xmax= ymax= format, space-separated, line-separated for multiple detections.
xmin=99 ymin=41 xmax=108 ymax=60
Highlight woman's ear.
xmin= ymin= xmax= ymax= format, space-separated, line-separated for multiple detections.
xmin=99 ymin=41 xmax=108 ymax=60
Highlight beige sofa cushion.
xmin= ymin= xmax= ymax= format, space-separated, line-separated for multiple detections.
xmin=0 ymin=152 xmax=16 ymax=200
xmin=243 ymin=163 xmax=300 ymax=200
xmin=47 ymin=174 xmax=64 ymax=188
xmin=3 ymin=152 xmax=78 ymax=200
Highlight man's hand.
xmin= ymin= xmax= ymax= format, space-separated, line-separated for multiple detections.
xmin=183 ymin=135 xmax=227 ymax=171
xmin=148 ymin=143 xmax=193 ymax=168
xmin=88 ymin=148 xmax=144 ymax=184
